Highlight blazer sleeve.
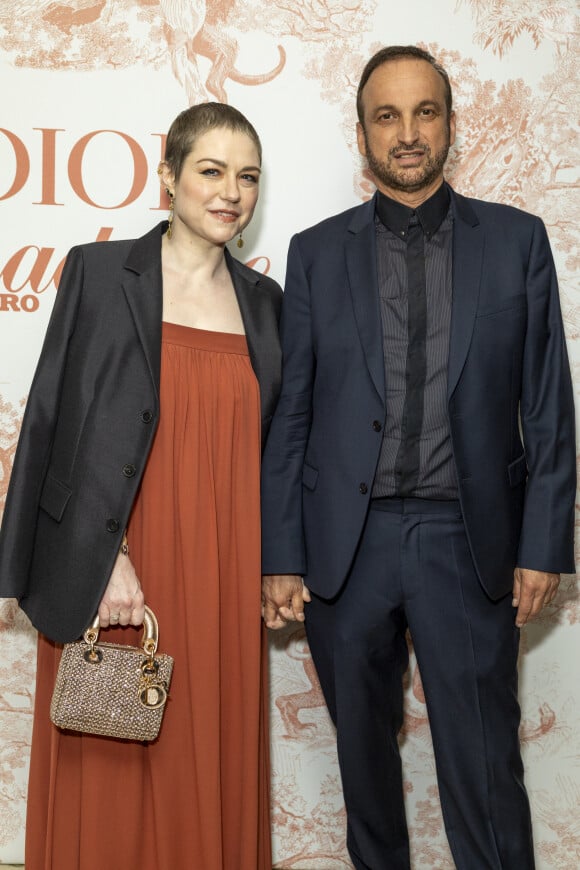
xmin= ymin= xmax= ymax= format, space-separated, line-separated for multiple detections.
xmin=0 ymin=247 xmax=84 ymax=597
xmin=261 ymin=235 xmax=314 ymax=575
xmin=517 ymin=218 xmax=576 ymax=573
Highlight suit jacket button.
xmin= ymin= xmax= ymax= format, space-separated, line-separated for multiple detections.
xmin=122 ymin=463 xmax=136 ymax=477
xmin=372 ymin=420 xmax=382 ymax=432
xmin=141 ymin=409 xmax=153 ymax=423
xmin=359 ymin=483 xmax=368 ymax=494
xmin=106 ymin=518 xmax=120 ymax=533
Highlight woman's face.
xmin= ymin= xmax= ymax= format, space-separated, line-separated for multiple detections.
xmin=161 ymin=127 xmax=261 ymax=247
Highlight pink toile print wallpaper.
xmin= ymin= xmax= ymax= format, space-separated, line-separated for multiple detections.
xmin=0 ymin=0 xmax=578 ymax=865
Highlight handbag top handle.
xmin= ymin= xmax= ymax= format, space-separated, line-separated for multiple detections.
xmin=83 ymin=605 xmax=159 ymax=655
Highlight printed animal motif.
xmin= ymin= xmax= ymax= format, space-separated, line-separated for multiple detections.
xmin=158 ymin=0 xmax=286 ymax=102
xmin=274 ymin=628 xmax=328 ymax=739
xmin=41 ymin=0 xmax=107 ymax=32
xmin=2 ymin=1 xmax=286 ymax=104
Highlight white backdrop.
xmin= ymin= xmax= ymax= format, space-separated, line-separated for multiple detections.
xmin=0 ymin=1 xmax=578 ymax=867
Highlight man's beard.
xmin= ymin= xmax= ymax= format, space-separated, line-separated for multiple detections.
xmin=365 ymin=133 xmax=450 ymax=193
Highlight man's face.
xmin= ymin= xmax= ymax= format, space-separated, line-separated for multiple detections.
xmin=357 ymin=57 xmax=456 ymax=205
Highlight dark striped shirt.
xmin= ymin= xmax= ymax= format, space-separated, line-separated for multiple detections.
xmin=372 ymin=184 xmax=458 ymax=498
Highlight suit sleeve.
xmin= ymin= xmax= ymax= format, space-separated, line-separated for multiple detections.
xmin=0 ymin=247 xmax=84 ymax=597
xmin=261 ymin=235 xmax=315 ymax=575
xmin=517 ymin=218 xmax=576 ymax=573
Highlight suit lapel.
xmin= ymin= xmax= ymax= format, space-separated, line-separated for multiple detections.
xmin=121 ymin=223 xmax=164 ymax=398
xmin=448 ymin=189 xmax=483 ymax=399
xmin=346 ymin=197 xmax=385 ymax=404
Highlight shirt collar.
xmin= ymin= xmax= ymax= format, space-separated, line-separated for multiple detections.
xmin=375 ymin=182 xmax=450 ymax=240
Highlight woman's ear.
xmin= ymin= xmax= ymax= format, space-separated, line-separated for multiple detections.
xmin=157 ymin=161 xmax=175 ymax=197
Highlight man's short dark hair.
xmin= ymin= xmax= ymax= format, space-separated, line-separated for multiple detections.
xmin=356 ymin=45 xmax=453 ymax=126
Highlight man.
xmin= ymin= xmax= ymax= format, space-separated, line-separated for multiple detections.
xmin=261 ymin=45 xmax=576 ymax=869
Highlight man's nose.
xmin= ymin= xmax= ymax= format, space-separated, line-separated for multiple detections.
xmin=397 ymin=115 xmax=419 ymax=145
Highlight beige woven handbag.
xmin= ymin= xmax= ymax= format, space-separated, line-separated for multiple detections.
xmin=50 ymin=606 xmax=174 ymax=742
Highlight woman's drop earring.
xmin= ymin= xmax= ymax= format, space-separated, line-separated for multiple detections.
xmin=167 ymin=191 xmax=174 ymax=239
xmin=236 ymin=233 xmax=244 ymax=249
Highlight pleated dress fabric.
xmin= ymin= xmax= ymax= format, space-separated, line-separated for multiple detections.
xmin=26 ymin=322 xmax=272 ymax=870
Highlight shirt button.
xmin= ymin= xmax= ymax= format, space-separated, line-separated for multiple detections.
xmin=122 ymin=464 xmax=136 ymax=478
xmin=106 ymin=518 xmax=120 ymax=533
xmin=372 ymin=420 xmax=382 ymax=432
xmin=359 ymin=483 xmax=368 ymax=494
xmin=141 ymin=409 xmax=153 ymax=423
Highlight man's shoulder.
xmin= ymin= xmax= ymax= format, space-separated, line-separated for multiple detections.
xmin=294 ymin=200 xmax=373 ymax=244
xmin=452 ymin=189 xmax=540 ymax=229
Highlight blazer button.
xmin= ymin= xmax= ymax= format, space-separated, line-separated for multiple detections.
xmin=359 ymin=483 xmax=368 ymax=494
xmin=106 ymin=518 xmax=120 ymax=533
xmin=122 ymin=463 xmax=136 ymax=478
xmin=372 ymin=420 xmax=382 ymax=432
xmin=141 ymin=409 xmax=153 ymax=424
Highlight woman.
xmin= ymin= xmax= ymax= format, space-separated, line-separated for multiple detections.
xmin=0 ymin=103 xmax=281 ymax=869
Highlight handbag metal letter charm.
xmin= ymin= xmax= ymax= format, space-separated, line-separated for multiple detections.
xmin=138 ymin=657 xmax=168 ymax=709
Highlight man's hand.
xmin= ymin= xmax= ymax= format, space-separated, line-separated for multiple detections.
xmin=261 ymin=574 xmax=311 ymax=629
xmin=512 ymin=567 xmax=560 ymax=628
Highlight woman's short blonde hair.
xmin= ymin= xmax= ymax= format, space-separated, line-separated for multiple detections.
xmin=164 ymin=102 xmax=262 ymax=180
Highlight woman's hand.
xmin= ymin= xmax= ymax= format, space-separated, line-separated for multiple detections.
xmin=97 ymin=550 xmax=145 ymax=628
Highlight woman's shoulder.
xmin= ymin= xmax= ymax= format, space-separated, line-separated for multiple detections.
xmin=68 ymin=222 xmax=165 ymax=270
xmin=227 ymin=251 xmax=282 ymax=300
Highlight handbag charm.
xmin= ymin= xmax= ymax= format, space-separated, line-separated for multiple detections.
xmin=50 ymin=606 xmax=174 ymax=741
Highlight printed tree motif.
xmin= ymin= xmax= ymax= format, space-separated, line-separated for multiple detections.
xmin=240 ymin=0 xmax=376 ymax=41
xmin=0 ymin=735 xmax=28 ymax=847
xmin=447 ymin=4 xmax=579 ymax=284
xmin=0 ymin=599 xmax=36 ymax=848
xmin=0 ymin=399 xmax=37 ymax=847
xmin=407 ymin=784 xmax=454 ymax=868
xmin=457 ymin=0 xmax=575 ymax=57
xmin=0 ymin=604 xmax=35 ymax=718
xmin=0 ymin=1 xmax=164 ymax=69
xmin=535 ymin=775 xmax=580 ymax=869
xmin=272 ymin=772 xmax=351 ymax=867
xmin=0 ymin=394 xmax=23 ymax=515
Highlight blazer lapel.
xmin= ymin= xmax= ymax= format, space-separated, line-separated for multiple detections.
xmin=121 ymin=223 xmax=165 ymax=397
xmin=226 ymin=249 xmax=282 ymax=444
xmin=346 ymin=197 xmax=385 ymax=404
xmin=448 ymin=189 xmax=484 ymax=399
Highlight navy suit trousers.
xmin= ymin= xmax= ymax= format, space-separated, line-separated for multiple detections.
xmin=305 ymin=498 xmax=535 ymax=870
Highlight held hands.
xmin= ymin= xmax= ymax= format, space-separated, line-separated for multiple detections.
xmin=98 ymin=549 xmax=145 ymax=628
xmin=261 ymin=574 xmax=311 ymax=630
xmin=512 ymin=567 xmax=560 ymax=628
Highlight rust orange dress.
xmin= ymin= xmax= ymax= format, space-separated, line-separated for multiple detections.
xmin=26 ymin=322 xmax=271 ymax=870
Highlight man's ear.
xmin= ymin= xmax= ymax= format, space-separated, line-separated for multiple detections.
xmin=356 ymin=122 xmax=367 ymax=159
xmin=449 ymin=111 xmax=456 ymax=147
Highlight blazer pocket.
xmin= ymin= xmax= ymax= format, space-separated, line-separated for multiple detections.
xmin=507 ymin=454 xmax=528 ymax=487
xmin=476 ymin=294 xmax=526 ymax=319
xmin=39 ymin=474 xmax=72 ymax=522
xmin=302 ymin=463 xmax=319 ymax=491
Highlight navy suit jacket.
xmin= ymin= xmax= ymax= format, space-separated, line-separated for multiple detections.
xmin=0 ymin=222 xmax=282 ymax=641
xmin=261 ymin=185 xmax=576 ymax=600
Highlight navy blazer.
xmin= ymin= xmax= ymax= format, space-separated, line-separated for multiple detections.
xmin=0 ymin=222 xmax=282 ymax=641
xmin=261 ymin=185 xmax=576 ymax=600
